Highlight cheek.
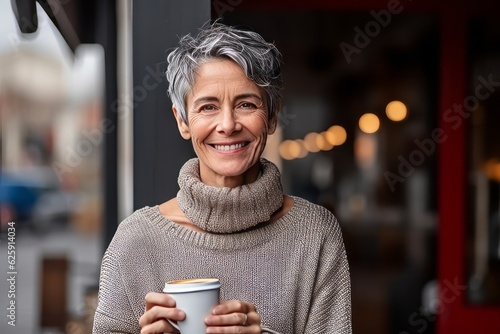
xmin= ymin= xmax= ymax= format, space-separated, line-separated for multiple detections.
xmin=252 ymin=113 xmax=270 ymax=136
xmin=187 ymin=116 xmax=212 ymax=140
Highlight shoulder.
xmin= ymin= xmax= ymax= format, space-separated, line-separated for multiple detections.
xmin=287 ymin=196 xmax=342 ymax=238
xmin=107 ymin=206 xmax=162 ymax=252
xmin=291 ymin=196 xmax=338 ymax=224
xmin=116 ymin=206 xmax=156 ymax=232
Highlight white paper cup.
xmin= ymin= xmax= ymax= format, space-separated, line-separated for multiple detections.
xmin=163 ymin=278 xmax=221 ymax=334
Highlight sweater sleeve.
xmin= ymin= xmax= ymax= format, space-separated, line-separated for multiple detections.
xmin=305 ymin=214 xmax=352 ymax=333
xmin=92 ymin=233 xmax=140 ymax=334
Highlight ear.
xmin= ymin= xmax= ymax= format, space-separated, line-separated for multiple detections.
xmin=172 ymin=105 xmax=191 ymax=140
xmin=267 ymin=101 xmax=281 ymax=134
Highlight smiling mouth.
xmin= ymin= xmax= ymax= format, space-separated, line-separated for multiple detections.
xmin=212 ymin=142 xmax=249 ymax=151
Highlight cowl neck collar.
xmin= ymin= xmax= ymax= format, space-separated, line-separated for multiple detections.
xmin=177 ymin=158 xmax=284 ymax=233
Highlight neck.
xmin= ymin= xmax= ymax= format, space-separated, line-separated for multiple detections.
xmin=177 ymin=158 xmax=284 ymax=233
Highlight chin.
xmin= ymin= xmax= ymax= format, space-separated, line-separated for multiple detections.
xmin=214 ymin=165 xmax=250 ymax=177
xmin=215 ymin=159 xmax=260 ymax=175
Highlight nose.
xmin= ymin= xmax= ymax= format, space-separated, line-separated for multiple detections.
xmin=216 ymin=106 xmax=242 ymax=135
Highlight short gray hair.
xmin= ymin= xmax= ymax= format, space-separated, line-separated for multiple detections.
xmin=166 ymin=22 xmax=283 ymax=123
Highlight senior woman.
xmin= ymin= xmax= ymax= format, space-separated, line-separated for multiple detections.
xmin=93 ymin=22 xmax=351 ymax=334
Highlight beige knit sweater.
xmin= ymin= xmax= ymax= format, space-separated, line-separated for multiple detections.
xmin=93 ymin=159 xmax=351 ymax=333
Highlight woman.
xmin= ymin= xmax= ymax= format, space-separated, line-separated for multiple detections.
xmin=93 ymin=22 xmax=351 ymax=334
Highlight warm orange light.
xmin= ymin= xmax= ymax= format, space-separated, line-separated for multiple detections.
xmin=354 ymin=134 xmax=377 ymax=167
xmin=279 ymin=139 xmax=308 ymax=160
xmin=288 ymin=140 xmax=302 ymax=159
xmin=386 ymin=100 xmax=408 ymax=122
xmin=485 ymin=159 xmax=500 ymax=182
xmin=326 ymin=125 xmax=347 ymax=145
xmin=359 ymin=113 xmax=380 ymax=134
xmin=318 ymin=132 xmax=335 ymax=151
xmin=304 ymin=132 xmax=321 ymax=152
xmin=294 ymin=140 xmax=308 ymax=158
xmin=279 ymin=140 xmax=295 ymax=160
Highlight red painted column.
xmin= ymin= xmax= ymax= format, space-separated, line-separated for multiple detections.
xmin=436 ymin=4 xmax=467 ymax=333
xmin=437 ymin=4 xmax=500 ymax=334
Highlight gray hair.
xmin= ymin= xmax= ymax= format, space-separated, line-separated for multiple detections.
xmin=166 ymin=22 xmax=283 ymax=123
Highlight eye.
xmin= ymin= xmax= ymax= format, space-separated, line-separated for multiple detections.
xmin=198 ymin=104 xmax=218 ymax=113
xmin=238 ymin=102 xmax=258 ymax=110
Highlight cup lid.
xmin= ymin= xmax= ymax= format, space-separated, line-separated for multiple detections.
xmin=163 ymin=278 xmax=221 ymax=293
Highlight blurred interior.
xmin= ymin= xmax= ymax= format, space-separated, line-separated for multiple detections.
xmin=222 ymin=9 xmax=440 ymax=334
xmin=466 ymin=17 xmax=500 ymax=306
xmin=0 ymin=0 xmax=499 ymax=333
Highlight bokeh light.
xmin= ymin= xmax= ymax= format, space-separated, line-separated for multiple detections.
xmin=485 ymin=159 xmax=500 ymax=182
xmin=304 ymin=132 xmax=321 ymax=152
xmin=386 ymin=100 xmax=408 ymax=121
xmin=317 ymin=132 xmax=335 ymax=151
xmin=326 ymin=125 xmax=347 ymax=145
xmin=279 ymin=139 xmax=308 ymax=160
xmin=279 ymin=125 xmax=347 ymax=160
xmin=294 ymin=139 xmax=309 ymax=158
xmin=359 ymin=113 xmax=380 ymax=134
xmin=279 ymin=140 xmax=295 ymax=160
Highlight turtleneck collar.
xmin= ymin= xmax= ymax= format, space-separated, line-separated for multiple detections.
xmin=177 ymin=158 xmax=284 ymax=234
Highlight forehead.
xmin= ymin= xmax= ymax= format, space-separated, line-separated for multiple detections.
xmin=189 ymin=59 xmax=263 ymax=98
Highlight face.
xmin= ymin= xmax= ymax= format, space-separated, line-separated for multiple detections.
xmin=173 ymin=59 xmax=278 ymax=187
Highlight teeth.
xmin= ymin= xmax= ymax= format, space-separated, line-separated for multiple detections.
xmin=214 ymin=143 xmax=245 ymax=151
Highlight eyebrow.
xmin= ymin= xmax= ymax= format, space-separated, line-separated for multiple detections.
xmin=192 ymin=93 xmax=263 ymax=107
xmin=235 ymin=93 xmax=263 ymax=102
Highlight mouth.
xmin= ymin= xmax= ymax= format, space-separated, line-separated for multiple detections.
xmin=211 ymin=142 xmax=249 ymax=151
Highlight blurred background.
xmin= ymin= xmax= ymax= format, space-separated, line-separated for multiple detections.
xmin=0 ymin=0 xmax=499 ymax=333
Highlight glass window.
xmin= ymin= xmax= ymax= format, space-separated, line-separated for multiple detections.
xmin=466 ymin=17 xmax=500 ymax=305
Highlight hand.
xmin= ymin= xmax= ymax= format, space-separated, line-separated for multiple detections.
xmin=205 ymin=300 xmax=261 ymax=333
xmin=139 ymin=292 xmax=186 ymax=334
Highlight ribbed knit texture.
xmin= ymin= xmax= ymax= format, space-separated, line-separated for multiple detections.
xmin=93 ymin=160 xmax=352 ymax=334
xmin=177 ymin=158 xmax=284 ymax=233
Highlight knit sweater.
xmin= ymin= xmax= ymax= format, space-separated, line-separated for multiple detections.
xmin=93 ymin=159 xmax=351 ymax=334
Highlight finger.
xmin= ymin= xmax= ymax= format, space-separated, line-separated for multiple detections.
xmin=207 ymin=311 xmax=260 ymax=326
xmin=139 ymin=318 xmax=179 ymax=334
xmin=245 ymin=312 xmax=260 ymax=326
xmin=212 ymin=300 xmax=255 ymax=315
xmin=144 ymin=292 xmax=176 ymax=310
xmin=205 ymin=312 xmax=248 ymax=326
xmin=139 ymin=305 xmax=185 ymax=328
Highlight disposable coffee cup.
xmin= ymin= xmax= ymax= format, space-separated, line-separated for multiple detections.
xmin=163 ymin=278 xmax=221 ymax=334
